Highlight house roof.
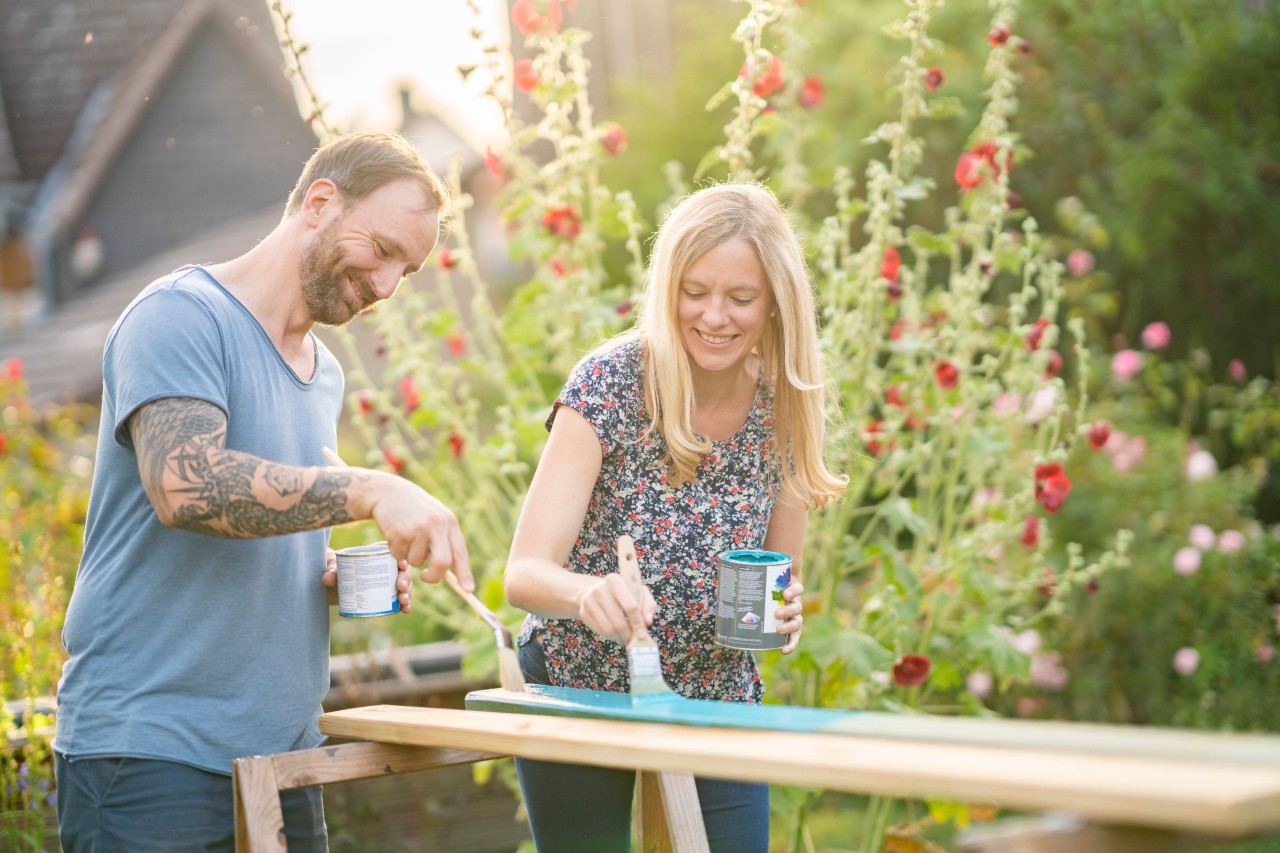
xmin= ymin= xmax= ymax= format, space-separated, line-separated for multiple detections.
xmin=0 ymin=0 xmax=284 ymax=186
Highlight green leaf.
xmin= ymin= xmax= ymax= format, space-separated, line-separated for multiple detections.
xmin=881 ymin=497 xmax=935 ymax=538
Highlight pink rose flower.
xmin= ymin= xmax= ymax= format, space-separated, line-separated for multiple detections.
xmin=1184 ymin=448 xmax=1218 ymax=481
xmin=1217 ymin=530 xmax=1246 ymax=553
xmin=1173 ymin=547 xmax=1201 ymax=576
xmin=1111 ymin=349 xmax=1143 ymax=380
xmin=1173 ymin=647 xmax=1200 ymax=676
xmin=1188 ymin=524 xmax=1216 ymax=551
xmin=966 ymin=670 xmax=993 ymax=698
xmin=1066 ymin=249 xmax=1094 ymax=277
xmin=1140 ymin=321 xmax=1171 ymax=350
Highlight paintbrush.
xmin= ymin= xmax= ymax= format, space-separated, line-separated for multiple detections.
xmin=615 ymin=535 xmax=672 ymax=697
xmin=321 ymin=446 xmax=525 ymax=692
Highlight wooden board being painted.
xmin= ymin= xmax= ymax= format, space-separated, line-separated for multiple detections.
xmin=465 ymin=685 xmax=1280 ymax=766
xmin=319 ymin=703 xmax=1280 ymax=838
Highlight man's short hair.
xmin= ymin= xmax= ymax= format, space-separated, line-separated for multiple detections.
xmin=285 ymin=130 xmax=450 ymax=217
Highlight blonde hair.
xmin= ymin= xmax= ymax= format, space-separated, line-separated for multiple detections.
xmin=629 ymin=182 xmax=846 ymax=509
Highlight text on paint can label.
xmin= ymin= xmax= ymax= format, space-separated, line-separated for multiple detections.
xmin=335 ymin=542 xmax=400 ymax=618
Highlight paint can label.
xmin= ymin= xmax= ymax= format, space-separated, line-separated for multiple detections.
xmin=714 ymin=549 xmax=791 ymax=650
xmin=335 ymin=542 xmax=400 ymax=618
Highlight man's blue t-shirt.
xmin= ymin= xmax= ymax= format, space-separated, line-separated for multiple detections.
xmin=54 ymin=266 xmax=344 ymax=774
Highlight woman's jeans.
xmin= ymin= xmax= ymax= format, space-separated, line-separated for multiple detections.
xmin=514 ymin=639 xmax=769 ymax=853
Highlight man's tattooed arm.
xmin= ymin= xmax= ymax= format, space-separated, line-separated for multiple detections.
xmin=130 ymin=397 xmax=364 ymax=538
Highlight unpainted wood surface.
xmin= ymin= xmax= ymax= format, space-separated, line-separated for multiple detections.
xmin=636 ymin=770 xmax=710 ymax=853
xmin=318 ymin=704 xmax=1280 ymax=838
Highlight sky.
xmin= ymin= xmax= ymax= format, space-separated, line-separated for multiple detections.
xmin=278 ymin=0 xmax=510 ymax=148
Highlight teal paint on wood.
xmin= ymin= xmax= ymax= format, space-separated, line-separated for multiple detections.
xmin=464 ymin=686 xmax=1280 ymax=766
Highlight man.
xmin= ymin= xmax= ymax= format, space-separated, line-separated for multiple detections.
xmin=53 ymin=130 xmax=471 ymax=851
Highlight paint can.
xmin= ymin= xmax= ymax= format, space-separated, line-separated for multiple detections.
xmin=714 ymin=549 xmax=791 ymax=651
xmin=335 ymin=542 xmax=401 ymax=618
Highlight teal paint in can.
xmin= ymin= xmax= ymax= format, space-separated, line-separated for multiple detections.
xmin=714 ymin=549 xmax=791 ymax=650
xmin=336 ymin=542 xmax=401 ymax=617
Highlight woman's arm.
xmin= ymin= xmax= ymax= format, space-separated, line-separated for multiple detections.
xmin=763 ymin=498 xmax=809 ymax=655
xmin=504 ymin=406 xmax=655 ymax=644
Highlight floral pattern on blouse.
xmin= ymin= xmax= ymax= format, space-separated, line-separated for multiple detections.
xmin=517 ymin=339 xmax=782 ymax=703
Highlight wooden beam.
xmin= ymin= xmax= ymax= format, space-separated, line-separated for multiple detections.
xmin=266 ymin=741 xmax=500 ymax=791
xmin=232 ymin=755 xmax=286 ymax=853
xmin=636 ymin=770 xmax=710 ymax=853
xmin=318 ymin=705 xmax=1280 ymax=838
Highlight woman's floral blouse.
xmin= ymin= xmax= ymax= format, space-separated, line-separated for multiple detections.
xmin=517 ymin=339 xmax=782 ymax=703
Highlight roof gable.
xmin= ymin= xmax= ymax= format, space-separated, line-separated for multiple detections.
xmin=0 ymin=0 xmax=284 ymax=183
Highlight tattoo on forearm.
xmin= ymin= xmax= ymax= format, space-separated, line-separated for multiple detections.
xmin=131 ymin=397 xmax=361 ymax=538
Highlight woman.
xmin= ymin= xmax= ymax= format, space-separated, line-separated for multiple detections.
xmin=504 ymin=182 xmax=846 ymax=852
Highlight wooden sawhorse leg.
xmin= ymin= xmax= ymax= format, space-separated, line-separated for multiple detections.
xmin=232 ymin=741 xmax=500 ymax=852
xmin=636 ymin=770 xmax=711 ymax=852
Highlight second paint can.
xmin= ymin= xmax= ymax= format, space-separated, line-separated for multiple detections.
xmin=335 ymin=542 xmax=401 ymax=618
xmin=714 ymin=549 xmax=791 ymax=651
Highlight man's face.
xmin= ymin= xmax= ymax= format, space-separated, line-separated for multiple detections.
xmin=301 ymin=179 xmax=439 ymax=326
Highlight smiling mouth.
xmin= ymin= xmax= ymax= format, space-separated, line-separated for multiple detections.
xmin=698 ymin=331 xmax=737 ymax=344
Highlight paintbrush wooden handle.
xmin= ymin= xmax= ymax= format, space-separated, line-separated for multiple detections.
xmin=615 ymin=535 xmax=651 ymax=643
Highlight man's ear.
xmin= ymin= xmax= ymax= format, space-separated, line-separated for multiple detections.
xmin=300 ymin=179 xmax=339 ymax=224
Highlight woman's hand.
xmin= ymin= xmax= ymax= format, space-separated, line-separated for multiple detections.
xmin=577 ymin=573 xmax=658 ymax=645
xmin=775 ymin=580 xmax=804 ymax=655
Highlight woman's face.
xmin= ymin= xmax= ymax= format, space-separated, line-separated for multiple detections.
xmin=676 ymin=238 xmax=774 ymax=378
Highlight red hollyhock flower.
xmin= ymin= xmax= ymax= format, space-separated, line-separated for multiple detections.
xmin=740 ymin=54 xmax=785 ymax=98
xmin=924 ymin=67 xmax=945 ymax=92
xmin=0 ymin=433 xmax=8 ymax=454
xmin=880 ymin=246 xmax=902 ymax=282
xmin=437 ymin=248 xmax=458 ymax=270
xmin=954 ymin=151 xmax=985 ymax=190
xmin=357 ymin=390 xmax=373 ymax=416
xmin=865 ymin=420 xmax=887 ymax=456
xmin=933 ymin=360 xmax=959 ymax=390
xmin=988 ymin=24 xmax=1011 ymax=46
xmin=889 ymin=320 xmax=907 ymax=341
xmin=511 ymin=0 xmax=562 ymax=37
xmin=893 ymin=655 xmax=931 ymax=687
xmin=886 ymin=281 xmax=904 ymax=302
xmin=447 ymin=331 xmax=464 ymax=357
xmin=615 ymin=299 xmax=634 ymax=316
xmin=542 ymin=205 xmax=582 ymax=238
xmin=1044 ymin=350 xmax=1064 ymax=379
xmin=1034 ymin=463 xmax=1072 ymax=514
xmin=886 ymin=383 xmax=908 ymax=408
xmin=399 ymin=376 xmax=420 ymax=413
xmin=513 ymin=59 xmax=539 ymax=93
xmin=1088 ymin=421 xmax=1111 ymax=451
xmin=799 ymin=75 xmax=825 ymax=109
xmin=1016 ymin=38 xmax=1034 ymax=55
xmin=548 ymin=258 xmax=567 ymax=277
xmin=448 ymin=432 xmax=465 ymax=459
xmin=383 ymin=449 xmax=405 ymax=474
xmin=484 ymin=148 xmax=505 ymax=179
xmin=1025 ymin=318 xmax=1050 ymax=350
xmin=1020 ymin=516 xmax=1040 ymax=548
xmin=5 ymin=358 xmax=22 ymax=381
xmin=601 ymin=125 xmax=627 ymax=156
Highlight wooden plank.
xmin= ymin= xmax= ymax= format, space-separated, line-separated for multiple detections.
xmin=266 ymin=741 xmax=502 ymax=791
xmin=464 ymin=686 xmax=1280 ymax=766
xmin=318 ymin=704 xmax=1280 ymax=838
xmin=636 ymin=770 xmax=710 ymax=853
xmin=232 ymin=755 xmax=287 ymax=853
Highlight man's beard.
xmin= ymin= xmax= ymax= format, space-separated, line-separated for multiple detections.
xmin=300 ymin=222 xmax=376 ymax=327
